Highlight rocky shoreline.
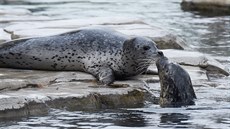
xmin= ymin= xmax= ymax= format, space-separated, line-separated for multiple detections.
xmin=0 ymin=7 xmax=229 ymax=118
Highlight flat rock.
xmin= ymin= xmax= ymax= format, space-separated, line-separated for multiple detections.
xmin=181 ymin=0 xmax=230 ymax=14
xmin=3 ymin=17 xmax=188 ymax=49
xmin=4 ymin=17 xmax=143 ymax=32
xmin=0 ymin=28 xmax=11 ymax=43
xmin=0 ymin=68 xmax=155 ymax=118
xmin=182 ymin=0 xmax=230 ymax=7
xmin=0 ymin=68 xmax=95 ymax=91
xmin=0 ymin=8 xmax=31 ymax=15
xmin=148 ymin=62 xmax=208 ymax=84
xmin=0 ymin=0 xmax=81 ymax=4
xmin=0 ymin=15 xmax=52 ymax=23
xmin=0 ymin=62 xmax=208 ymax=118
xmin=162 ymin=49 xmax=229 ymax=76
xmin=113 ymin=25 xmax=188 ymax=50
xmin=0 ymin=6 xmax=52 ymax=23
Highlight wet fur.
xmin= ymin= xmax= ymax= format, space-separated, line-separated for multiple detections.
xmin=156 ymin=56 xmax=196 ymax=107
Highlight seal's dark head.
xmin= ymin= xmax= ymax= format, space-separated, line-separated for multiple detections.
xmin=156 ymin=56 xmax=196 ymax=107
xmin=123 ymin=37 xmax=163 ymax=74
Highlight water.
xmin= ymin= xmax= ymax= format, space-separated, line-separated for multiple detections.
xmin=0 ymin=0 xmax=230 ymax=128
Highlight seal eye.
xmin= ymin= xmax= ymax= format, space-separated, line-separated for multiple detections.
xmin=165 ymin=69 xmax=169 ymax=74
xmin=143 ymin=46 xmax=150 ymax=51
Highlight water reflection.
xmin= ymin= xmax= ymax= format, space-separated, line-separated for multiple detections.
xmin=0 ymin=109 xmax=149 ymax=128
xmin=159 ymin=113 xmax=191 ymax=128
xmin=113 ymin=111 xmax=146 ymax=127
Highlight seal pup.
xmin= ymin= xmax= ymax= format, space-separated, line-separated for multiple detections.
xmin=156 ymin=56 xmax=196 ymax=107
xmin=0 ymin=27 xmax=163 ymax=85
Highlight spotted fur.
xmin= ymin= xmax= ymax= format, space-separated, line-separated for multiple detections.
xmin=0 ymin=27 xmax=162 ymax=85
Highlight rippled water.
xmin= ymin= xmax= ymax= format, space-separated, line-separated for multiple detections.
xmin=0 ymin=0 xmax=230 ymax=128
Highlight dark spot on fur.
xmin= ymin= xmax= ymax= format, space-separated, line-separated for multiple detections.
xmin=61 ymin=65 xmax=67 ymax=70
xmin=0 ymin=60 xmax=6 ymax=64
xmin=51 ymin=56 xmax=56 ymax=59
xmin=77 ymin=56 xmax=85 ymax=59
xmin=51 ymin=63 xmax=57 ymax=69
xmin=9 ymin=52 xmax=14 ymax=56
xmin=16 ymin=61 xmax=21 ymax=65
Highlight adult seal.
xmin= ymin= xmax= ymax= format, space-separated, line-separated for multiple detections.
xmin=0 ymin=27 xmax=163 ymax=85
xmin=156 ymin=56 xmax=197 ymax=107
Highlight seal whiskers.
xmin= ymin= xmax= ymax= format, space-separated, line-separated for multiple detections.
xmin=136 ymin=62 xmax=151 ymax=72
xmin=135 ymin=58 xmax=154 ymax=75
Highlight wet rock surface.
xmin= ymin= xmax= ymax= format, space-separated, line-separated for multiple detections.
xmin=0 ymin=68 xmax=157 ymax=118
xmin=0 ymin=28 xmax=11 ymax=43
xmin=181 ymin=0 xmax=230 ymax=15
xmin=1 ymin=17 xmax=188 ymax=49
xmin=162 ymin=49 xmax=229 ymax=76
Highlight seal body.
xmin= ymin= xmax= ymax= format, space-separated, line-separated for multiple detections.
xmin=156 ymin=56 xmax=196 ymax=107
xmin=0 ymin=27 xmax=162 ymax=85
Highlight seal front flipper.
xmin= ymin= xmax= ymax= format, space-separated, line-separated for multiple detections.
xmin=98 ymin=67 xmax=115 ymax=85
xmin=88 ymin=66 xmax=115 ymax=85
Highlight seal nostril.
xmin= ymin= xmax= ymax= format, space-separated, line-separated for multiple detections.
xmin=158 ymin=51 xmax=164 ymax=56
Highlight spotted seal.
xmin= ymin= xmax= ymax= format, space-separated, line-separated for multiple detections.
xmin=156 ymin=56 xmax=196 ymax=107
xmin=0 ymin=27 xmax=163 ymax=85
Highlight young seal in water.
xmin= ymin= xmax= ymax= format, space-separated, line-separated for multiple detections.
xmin=156 ymin=56 xmax=196 ymax=107
xmin=0 ymin=27 xmax=163 ymax=85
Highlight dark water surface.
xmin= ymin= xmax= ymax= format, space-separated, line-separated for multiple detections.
xmin=0 ymin=0 xmax=230 ymax=128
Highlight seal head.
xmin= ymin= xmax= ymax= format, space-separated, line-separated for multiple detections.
xmin=122 ymin=36 xmax=163 ymax=77
xmin=156 ymin=56 xmax=196 ymax=107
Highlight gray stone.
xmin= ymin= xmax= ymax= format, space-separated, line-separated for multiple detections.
xmin=114 ymin=25 xmax=189 ymax=50
xmin=181 ymin=0 xmax=230 ymax=14
xmin=0 ymin=68 xmax=95 ymax=91
xmin=0 ymin=8 xmax=31 ymax=15
xmin=0 ymin=15 xmax=52 ymax=23
xmin=0 ymin=28 xmax=11 ymax=43
xmin=162 ymin=49 xmax=229 ymax=76
xmin=0 ymin=5 xmax=51 ymax=23
xmin=0 ymin=0 xmax=82 ymax=4
xmin=0 ymin=68 xmax=156 ymax=118
xmin=3 ymin=17 xmax=188 ymax=49
xmin=4 ymin=17 xmax=143 ymax=33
